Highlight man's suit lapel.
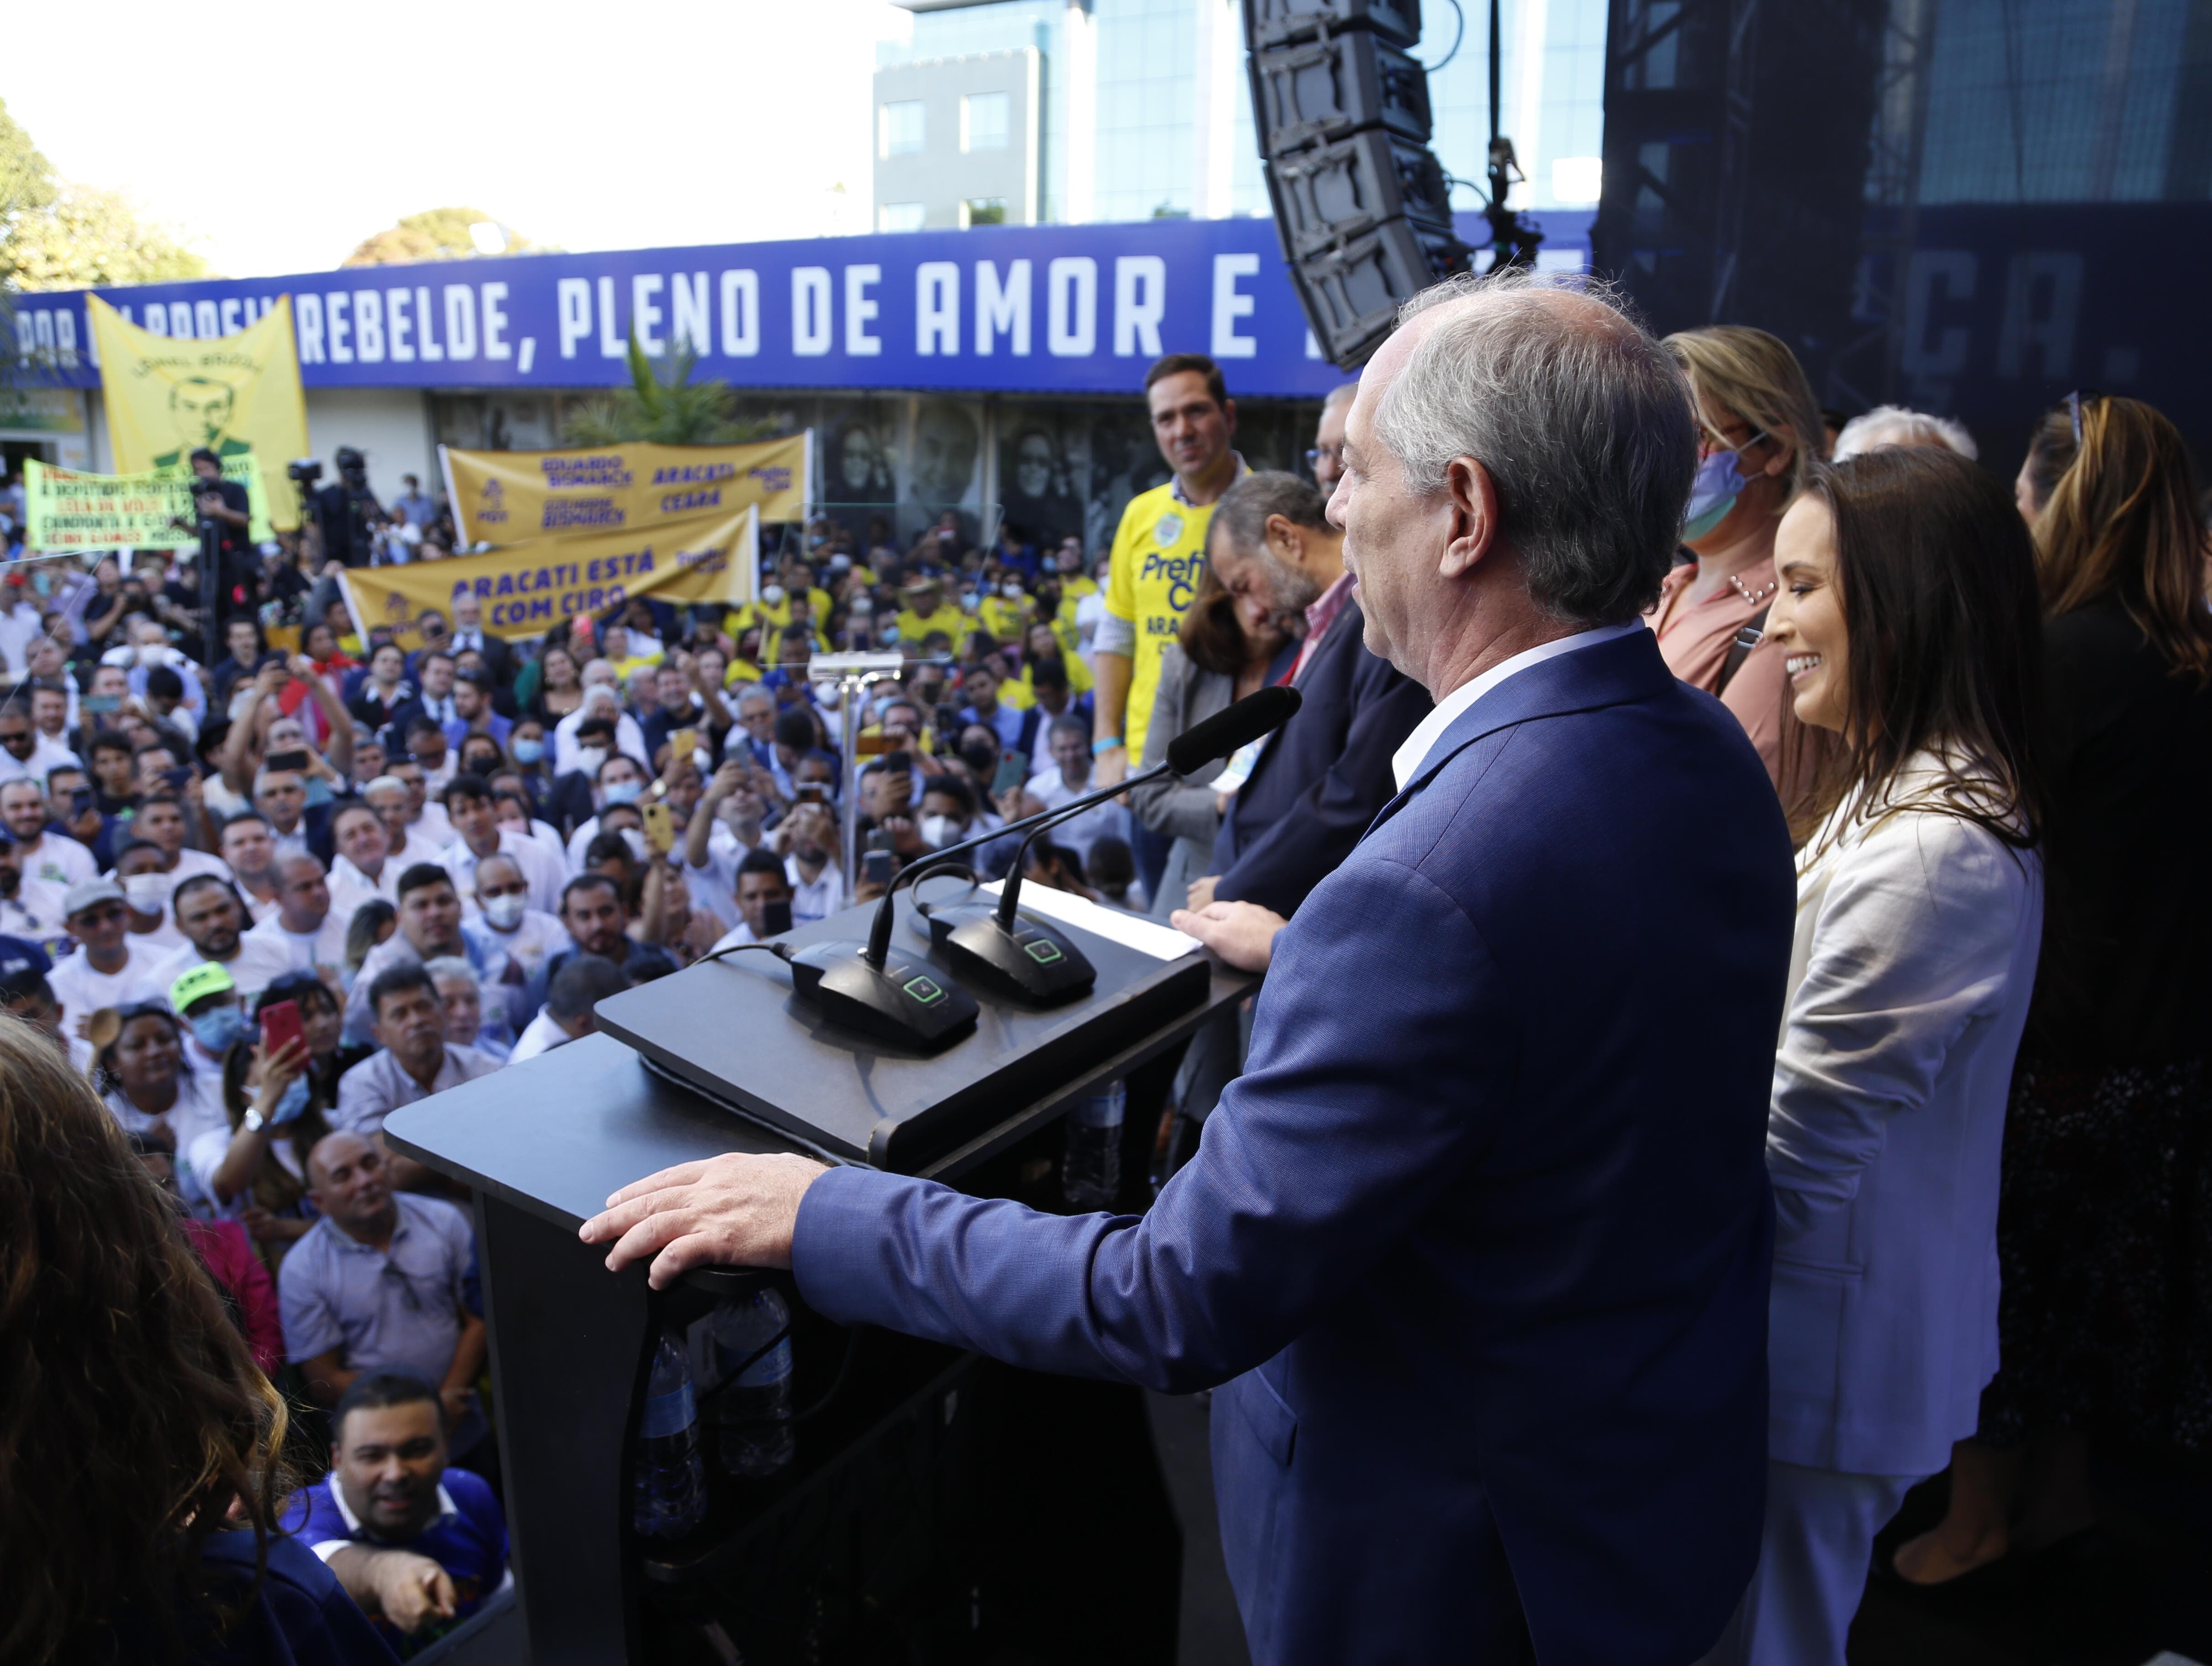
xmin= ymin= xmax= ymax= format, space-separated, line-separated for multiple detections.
xmin=1359 ymin=628 xmax=1670 ymax=844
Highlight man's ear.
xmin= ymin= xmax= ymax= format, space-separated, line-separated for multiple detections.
xmin=1438 ymin=457 xmax=1501 ymax=580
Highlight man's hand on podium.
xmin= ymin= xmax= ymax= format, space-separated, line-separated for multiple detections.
xmin=1171 ymin=900 xmax=1288 ymax=973
xmin=581 ymin=1153 xmax=829 ymax=1287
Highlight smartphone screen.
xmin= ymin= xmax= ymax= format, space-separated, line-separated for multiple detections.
xmin=259 ymin=999 xmax=304 ymax=1058
xmin=862 ymin=849 xmax=892 ymax=887
xmin=160 ymin=766 xmax=193 ymax=791
xmin=265 ymin=749 xmax=310 ymax=774
xmin=762 ymin=898 xmax=794 ymax=937
xmin=992 ymin=753 xmax=1026 ymax=796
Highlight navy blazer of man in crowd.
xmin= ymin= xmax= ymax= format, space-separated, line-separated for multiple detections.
xmin=1209 ymin=593 xmax=1431 ymax=916
xmin=792 ymin=626 xmax=1796 ymax=1663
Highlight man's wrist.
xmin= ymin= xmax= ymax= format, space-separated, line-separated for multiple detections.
xmin=1091 ymin=736 xmax=1124 ymax=757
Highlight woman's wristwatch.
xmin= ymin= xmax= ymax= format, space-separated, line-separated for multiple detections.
xmin=241 ymin=1107 xmax=267 ymax=1134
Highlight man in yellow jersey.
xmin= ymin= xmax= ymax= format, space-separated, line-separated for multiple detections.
xmin=1093 ymin=354 xmax=1246 ymax=892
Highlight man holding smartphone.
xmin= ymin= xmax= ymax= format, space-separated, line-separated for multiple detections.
xmin=708 ymin=849 xmax=795 ymax=950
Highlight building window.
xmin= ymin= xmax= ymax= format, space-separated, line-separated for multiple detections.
xmin=880 ymin=100 xmax=925 ymax=159
xmin=961 ymin=91 xmax=1011 ymax=153
xmin=879 ymin=202 xmax=927 ymax=232
xmin=960 ymin=198 xmax=1008 ymax=227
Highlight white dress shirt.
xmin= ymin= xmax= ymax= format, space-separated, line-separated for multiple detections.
xmin=246 ymin=908 xmax=351 ymax=980
xmin=1391 ymin=621 xmax=1646 ymax=791
xmin=440 ymin=828 xmax=567 ymax=917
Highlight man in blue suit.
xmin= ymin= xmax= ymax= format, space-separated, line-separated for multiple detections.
xmin=584 ymin=271 xmax=1796 ymax=1664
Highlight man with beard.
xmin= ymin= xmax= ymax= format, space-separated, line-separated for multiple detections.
xmin=148 ymin=873 xmax=294 ymax=1002
xmin=1188 ymin=471 xmax=1430 ymax=919
xmin=0 ymin=827 xmax=64 ymax=943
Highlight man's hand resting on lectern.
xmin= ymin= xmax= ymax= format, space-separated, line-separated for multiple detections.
xmin=1171 ymin=900 xmax=1288 ymax=972
xmin=581 ymin=1153 xmax=828 ymax=1287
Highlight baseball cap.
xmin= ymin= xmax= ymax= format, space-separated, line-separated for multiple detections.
xmin=168 ymin=961 xmax=236 ymax=1015
xmin=0 ymin=934 xmax=53 ymax=1000
xmin=63 ymin=877 xmax=127 ymax=919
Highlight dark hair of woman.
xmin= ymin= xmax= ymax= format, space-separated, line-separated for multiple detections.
xmin=2018 ymin=406 xmax=2078 ymax=517
xmin=91 ymin=1002 xmax=187 ymax=1100
xmin=1177 ymin=565 xmax=1257 ymax=678
xmin=2034 ymin=395 xmax=2212 ymax=684
xmin=0 ymin=1015 xmax=292 ymax=1663
xmin=1797 ymin=446 xmax=2045 ymax=852
xmin=344 ymin=896 xmax=398 ymax=976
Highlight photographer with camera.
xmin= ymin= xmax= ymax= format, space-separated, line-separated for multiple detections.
xmin=187 ymin=447 xmax=259 ymax=639
xmin=312 ymin=447 xmax=387 ymax=570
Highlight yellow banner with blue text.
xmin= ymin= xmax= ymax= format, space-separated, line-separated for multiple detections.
xmin=439 ymin=434 xmax=808 ymax=546
xmin=337 ymin=505 xmax=756 ymax=649
xmin=87 ymin=295 xmax=309 ymax=531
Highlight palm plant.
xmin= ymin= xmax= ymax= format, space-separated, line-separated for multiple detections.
xmin=562 ymin=331 xmax=778 ymax=446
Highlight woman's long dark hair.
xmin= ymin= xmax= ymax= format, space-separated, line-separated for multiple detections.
xmin=1798 ymin=447 xmax=2044 ymax=853
xmin=0 ymin=1015 xmax=292 ymax=1664
xmin=1178 ymin=566 xmax=1283 ymax=678
xmin=2034 ymin=395 xmax=2212 ymax=683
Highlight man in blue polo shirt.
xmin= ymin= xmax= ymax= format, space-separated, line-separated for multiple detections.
xmin=283 ymin=1372 xmax=509 ymax=1658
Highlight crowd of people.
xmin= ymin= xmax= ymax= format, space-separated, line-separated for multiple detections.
xmin=2 ymin=285 xmax=2208 ymax=1666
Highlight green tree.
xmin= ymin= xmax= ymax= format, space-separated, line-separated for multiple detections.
xmin=343 ymin=207 xmax=546 ymax=267
xmin=563 ymin=333 xmax=776 ymax=447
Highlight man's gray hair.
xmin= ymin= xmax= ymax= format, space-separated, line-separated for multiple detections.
xmin=1372 ymin=270 xmax=1697 ymax=625
xmin=1322 ymin=380 xmax=1360 ymax=413
xmin=1209 ymin=470 xmax=1330 ymax=558
xmin=421 ymin=954 xmax=479 ymax=994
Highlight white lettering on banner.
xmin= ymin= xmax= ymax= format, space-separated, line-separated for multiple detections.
xmin=916 ymin=262 xmax=959 ymax=355
xmin=557 ymin=279 xmax=591 ymax=359
xmin=671 ymin=272 xmax=709 ymax=356
xmin=446 ymin=286 xmax=478 ymax=361
xmin=1114 ymin=256 xmax=1165 ymax=358
xmin=792 ymin=267 xmax=832 ymax=356
xmin=845 ymin=265 xmax=882 ymax=357
xmin=354 ymin=291 xmax=386 ymax=362
xmin=195 ymin=301 xmax=219 ymax=338
xmin=327 ymin=294 xmax=353 ymax=364
xmin=417 ymin=287 xmax=444 ymax=361
xmin=388 ymin=289 xmax=415 ymax=362
xmin=633 ymin=274 xmax=665 ymax=354
xmin=597 ymin=276 xmax=623 ymax=359
xmin=220 ymin=298 xmax=243 ymax=334
xmin=170 ymin=302 xmax=193 ymax=338
xmin=721 ymin=270 xmax=760 ymax=356
xmin=1047 ymin=257 xmax=1096 ymax=357
xmin=297 ymin=294 xmax=326 ymax=364
xmin=1211 ymin=253 xmax=1258 ymax=359
xmin=483 ymin=284 xmax=512 ymax=360
xmin=56 ymin=309 xmax=77 ymax=367
xmin=976 ymin=259 xmax=1030 ymax=356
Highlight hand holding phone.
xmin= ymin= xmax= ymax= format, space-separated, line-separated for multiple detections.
xmin=642 ymin=801 xmax=676 ymax=854
xmin=265 ymin=749 xmax=310 ymax=774
xmin=259 ymin=999 xmax=305 ymax=1061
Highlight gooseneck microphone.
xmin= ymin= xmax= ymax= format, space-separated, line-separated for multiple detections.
xmin=760 ymin=686 xmax=1303 ymax=1047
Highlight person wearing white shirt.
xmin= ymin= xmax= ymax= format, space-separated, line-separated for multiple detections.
xmin=385 ymin=762 xmax=455 ymax=850
xmin=364 ymin=776 xmax=448 ymax=873
xmin=0 ymin=777 xmax=97 ymax=889
xmin=147 ymin=874 xmax=298 ymax=1006
xmin=218 ymin=813 xmax=285 ymax=926
xmin=0 ymin=596 xmax=41 ymax=678
xmin=113 ymin=842 xmax=190 ymax=951
xmin=552 ymin=678 xmax=649 ymax=776
xmin=1019 ymin=719 xmax=1130 ymax=867
xmin=96 ymin=1002 xmax=231 ymax=1215
xmin=461 ymin=854 xmax=572 ymax=983
xmin=0 ymin=702 xmax=77 ymax=788
xmin=682 ymin=758 xmax=765 ymax=932
xmin=509 ymin=949 xmax=628 ymax=1061
xmin=769 ymin=802 xmax=846 ymax=923
xmin=707 ymin=848 xmax=795 ymax=954
xmin=439 ymin=779 xmax=566 ymax=917
xmin=0 ymin=834 xmax=65 ymax=943
xmin=328 ymin=802 xmax=403 ymax=921
xmin=246 ymin=855 xmax=353 ymax=981
xmin=48 ymin=878 xmax=164 ymax=1031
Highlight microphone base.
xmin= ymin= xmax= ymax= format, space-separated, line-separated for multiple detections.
xmin=926 ymin=904 xmax=1098 ymax=1005
xmin=787 ymin=940 xmax=979 ymax=1050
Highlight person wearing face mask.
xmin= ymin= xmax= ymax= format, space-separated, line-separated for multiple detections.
xmin=1647 ymin=326 xmax=1827 ymax=807
xmin=563 ymin=754 xmax=651 ymax=873
xmin=917 ymin=776 xmax=1018 ymax=875
xmin=194 ymin=989 xmax=325 ymax=1264
xmin=978 ymin=571 xmax=1032 ymax=643
xmin=113 ymin=838 xmax=190 ymax=951
xmin=551 ymin=668 xmax=648 ymax=778
xmin=170 ymin=961 xmax=256 ymax=1097
xmin=463 ymin=853 xmax=573 ymax=991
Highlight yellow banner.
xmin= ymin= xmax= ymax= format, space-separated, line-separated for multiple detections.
xmin=88 ymin=295 xmax=310 ymax=532
xmin=338 ymin=506 xmax=757 ymax=648
xmin=23 ymin=455 xmax=274 ymax=553
xmin=439 ymin=435 xmax=808 ymax=545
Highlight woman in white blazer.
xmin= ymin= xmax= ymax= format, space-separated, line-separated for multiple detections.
xmin=1702 ymin=447 xmax=2047 ymax=1666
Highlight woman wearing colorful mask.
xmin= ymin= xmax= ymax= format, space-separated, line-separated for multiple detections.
xmin=192 ymin=975 xmax=344 ymax=1268
xmin=1651 ymin=326 xmax=1829 ymax=815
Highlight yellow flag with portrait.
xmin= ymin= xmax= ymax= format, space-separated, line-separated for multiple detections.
xmin=88 ymin=295 xmax=310 ymax=530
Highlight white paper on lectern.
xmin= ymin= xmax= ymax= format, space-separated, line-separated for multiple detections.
xmin=978 ymin=881 xmax=1200 ymax=961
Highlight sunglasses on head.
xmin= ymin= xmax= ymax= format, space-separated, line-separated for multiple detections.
xmin=2065 ymin=389 xmax=2103 ymax=448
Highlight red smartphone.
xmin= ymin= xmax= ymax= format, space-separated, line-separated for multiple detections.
xmin=259 ymin=999 xmax=304 ymax=1059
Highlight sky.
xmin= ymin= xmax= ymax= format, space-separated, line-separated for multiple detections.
xmin=6 ymin=0 xmax=911 ymax=278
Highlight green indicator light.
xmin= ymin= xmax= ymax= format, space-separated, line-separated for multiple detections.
xmin=903 ymin=975 xmax=945 ymax=1005
xmin=1024 ymin=938 xmax=1064 ymax=965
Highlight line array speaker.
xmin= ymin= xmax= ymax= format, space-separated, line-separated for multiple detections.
xmin=1246 ymin=0 xmax=1471 ymax=367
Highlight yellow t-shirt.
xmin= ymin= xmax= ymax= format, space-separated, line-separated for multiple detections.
xmin=977 ymin=593 xmax=1029 ymax=643
xmin=720 ymin=657 xmax=765 ymax=689
xmin=894 ymin=605 xmax=965 ymax=652
xmin=1105 ymin=482 xmax=1215 ymax=761
xmin=999 ymin=651 xmax=1093 ymax=710
xmin=606 ymin=652 xmax=663 ymax=681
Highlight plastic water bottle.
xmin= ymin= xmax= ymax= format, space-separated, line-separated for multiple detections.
xmin=633 ymin=1331 xmax=707 ymax=1539
xmin=711 ymin=1286 xmax=797 ymax=1478
xmin=1062 ymin=1081 xmax=1125 ymax=1209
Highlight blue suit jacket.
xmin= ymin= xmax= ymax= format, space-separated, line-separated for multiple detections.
xmin=794 ymin=629 xmax=1795 ymax=1664
xmin=1212 ymin=596 xmax=1433 ymax=917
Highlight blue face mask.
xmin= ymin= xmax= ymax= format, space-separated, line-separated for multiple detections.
xmin=270 ymin=1076 xmax=312 ymax=1125
xmin=1681 ymin=448 xmax=1747 ymax=542
xmin=602 ymin=780 xmax=642 ymax=806
xmin=189 ymin=1006 xmax=246 ymax=1054
xmin=512 ymin=737 xmax=545 ymax=764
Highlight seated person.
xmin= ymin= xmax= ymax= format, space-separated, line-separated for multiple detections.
xmin=526 ymin=875 xmax=676 ymax=1008
xmin=708 ymin=849 xmax=794 ymax=951
xmin=509 ymin=952 xmax=627 ymax=1063
xmin=283 ymin=1372 xmax=511 ymax=1658
xmin=333 ymin=965 xmax=503 ymax=1188
xmin=280 ymin=1129 xmax=489 ymax=1465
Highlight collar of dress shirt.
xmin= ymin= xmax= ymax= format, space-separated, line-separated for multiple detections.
xmin=327 ymin=1475 xmax=460 ymax=1540
xmin=1391 ymin=620 xmax=1647 ymax=791
xmin=1170 ymin=452 xmax=1250 ymax=509
xmin=1288 ymin=570 xmax=1357 ymax=684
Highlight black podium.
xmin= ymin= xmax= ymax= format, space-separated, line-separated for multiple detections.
xmin=382 ymin=916 xmax=1258 ymax=1666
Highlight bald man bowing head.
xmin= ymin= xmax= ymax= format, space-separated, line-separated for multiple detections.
xmin=585 ymin=273 xmax=1797 ymax=1666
